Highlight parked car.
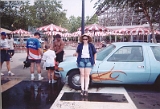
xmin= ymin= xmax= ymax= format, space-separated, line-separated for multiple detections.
xmin=57 ymin=42 xmax=160 ymax=90
xmin=13 ymin=38 xmax=19 ymax=45
xmin=23 ymin=38 xmax=28 ymax=44
xmin=13 ymin=38 xmax=29 ymax=45
xmin=101 ymin=41 xmax=107 ymax=47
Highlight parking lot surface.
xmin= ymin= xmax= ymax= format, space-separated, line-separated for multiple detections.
xmin=1 ymin=49 xmax=160 ymax=109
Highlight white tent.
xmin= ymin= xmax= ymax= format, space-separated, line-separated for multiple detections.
xmin=0 ymin=28 xmax=12 ymax=33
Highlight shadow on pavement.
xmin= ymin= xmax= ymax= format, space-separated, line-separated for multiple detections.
xmin=2 ymin=79 xmax=64 ymax=109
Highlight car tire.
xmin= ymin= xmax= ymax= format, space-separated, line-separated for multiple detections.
xmin=68 ymin=70 xmax=81 ymax=90
xmin=155 ymin=75 xmax=160 ymax=91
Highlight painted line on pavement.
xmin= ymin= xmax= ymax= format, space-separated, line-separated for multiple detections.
xmin=50 ymin=85 xmax=137 ymax=109
xmin=1 ymin=79 xmax=22 ymax=93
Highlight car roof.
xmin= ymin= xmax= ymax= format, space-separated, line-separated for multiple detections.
xmin=112 ymin=42 xmax=159 ymax=46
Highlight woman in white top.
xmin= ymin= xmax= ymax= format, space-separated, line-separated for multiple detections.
xmin=74 ymin=34 xmax=97 ymax=96
xmin=42 ymin=44 xmax=56 ymax=83
xmin=7 ymin=35 xmax=14 ymax=61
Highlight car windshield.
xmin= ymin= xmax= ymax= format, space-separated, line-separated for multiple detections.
xmin=96 ymin=44 xmax=116 ymax=61
xmin=150 ymin=46 xmax=160 ymax=61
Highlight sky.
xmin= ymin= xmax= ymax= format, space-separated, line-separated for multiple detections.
xmin=29 ymin=0 xmax=96 ymax=18
xmin=59 ymin=0 xmax=96 ymax=18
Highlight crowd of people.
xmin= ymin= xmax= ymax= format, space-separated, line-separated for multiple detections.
xmin=0 ymin=32 xmax=65 ymax=84
xmin=1 ymin=31 xmax=97 ymax=97
xmin=25 ymin=32 xmax=65 ymax=83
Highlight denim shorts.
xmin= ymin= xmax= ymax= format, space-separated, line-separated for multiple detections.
xmin=77 ymin=58 xmax=93 ymax=68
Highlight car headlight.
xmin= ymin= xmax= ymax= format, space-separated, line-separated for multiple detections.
xmin=58 ymin=67 xmax=64 ymax=71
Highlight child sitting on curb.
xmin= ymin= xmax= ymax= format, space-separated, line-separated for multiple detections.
xmin=42 ymin=44 xmax=57 ymax=83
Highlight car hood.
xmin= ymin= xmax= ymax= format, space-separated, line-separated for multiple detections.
xmin=58 ymin=56 xmax=77 ymax=70
xmin=59 ymin=56 xmax=102 ymax=69
xmin=63 ymin=56 xmax=77 ymax=62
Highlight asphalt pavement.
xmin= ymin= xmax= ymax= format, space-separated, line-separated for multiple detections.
xmin=1 ymin=48 xmax=76 ymax=109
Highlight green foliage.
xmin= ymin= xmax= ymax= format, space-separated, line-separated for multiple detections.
xmin=86 ymin=14 xmax=98 ymax=25
xmin=67 ymin=15 xmax=98 ymax=33
xmin=0 ymin=0 xmax=97 ymax=33
xmin=68 ymin=16 xmax=81 ymax=33
xmin=0 ymin=0 xmax=68 ymax=31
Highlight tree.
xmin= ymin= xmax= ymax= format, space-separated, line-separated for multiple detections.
xmin=86 ymin=14 xmax=98 ymax=25
xmin=0 ymin=0 xmax=68 ymax=31
xmin=31 ymin=0 xmax=68 ymax=28
xmin=68 ymin=16 xmax=81 ymax=33
xmin=0 ymin=1 xmax=25 ymax=30
xmin=0 ymin=0 xmax=97 ymax=33
xmin=67 ymin=15 xmax=98 ymax=33
xmin=93 ymin=0 xmax=160 ymax=43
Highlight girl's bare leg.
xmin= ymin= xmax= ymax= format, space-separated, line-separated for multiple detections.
xmin=84 ymin=68 xmax=91 ymax=91
xmin=79 ymin=68 xmax=85 ymax=91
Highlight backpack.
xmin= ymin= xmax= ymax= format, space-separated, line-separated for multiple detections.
xmin=23 ymin=57 xmax=31 ymax=69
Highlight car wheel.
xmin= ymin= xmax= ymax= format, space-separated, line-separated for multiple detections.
xmin=68 ymin=70 xmax=81 ymax=90
xmin=155 ymin=75 xmax=160 ymax=91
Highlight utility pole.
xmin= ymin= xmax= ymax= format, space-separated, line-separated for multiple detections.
xmin=81 ymin=0 xmax=85 ymax=35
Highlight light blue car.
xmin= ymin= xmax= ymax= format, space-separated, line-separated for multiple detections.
xmin=58 ymin=42 xmax=160 ymax=90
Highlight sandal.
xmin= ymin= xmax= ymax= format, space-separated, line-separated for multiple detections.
xmin=84 ymin=91 xmax=88 ymax=96
xmin=80 ymin=90 xmax=84 ymax=96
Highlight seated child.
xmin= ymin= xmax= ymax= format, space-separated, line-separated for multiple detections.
xmin=42 ymin=44 xmax=56 ymax=83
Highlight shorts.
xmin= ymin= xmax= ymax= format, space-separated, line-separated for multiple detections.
xmin=1 ymin=50 xmax=10 ymax=63
xmin=77 ymin=58 xmax=93 ymax=68
xmin=29 ymin=59 xmax=41 ymax=63
xmin=56 ymin=50 xmax=64 ymax=63
xmin=46 ymin=66 xmax=55 ymax=70
xmin=8 ymin=50 xmax=15 ymax=56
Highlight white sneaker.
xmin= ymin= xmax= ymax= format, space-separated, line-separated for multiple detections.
xmin=8 ymin=71 xmax=15 ymax=76
xmin=52 ymin=80 xmax=57 ymax=84
xmin=1 ymin=73 xmax=4 ymax=76
xmin=49 ymin=80 xmax=51 ymax=83
xmin=10 ymin=58 xmax=13 ymax=62
xmin=38 ymin=76 xmax=44 ymax=80
xmin=31 ymin=76 xmax=35 ymax=80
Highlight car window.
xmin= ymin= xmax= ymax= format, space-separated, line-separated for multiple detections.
xmin=14 ymin=39 xmax=17 ymax=41
xmin=96 ymin=44 xmax=115 ymax=61
xmin=108 ymin=46 xmax=143 ymax=62
xmin=23 ymin=39 xmax=28 ymax=41
xmin=150 ymin=46 xmax=160 ymax=61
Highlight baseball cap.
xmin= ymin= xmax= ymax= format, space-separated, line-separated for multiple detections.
xmin=34 ymin=32 xmax=41 ymax=37
xmin=1 ymin=32 xmax=6 ymax=36
xmin=55 ymin=34 xmax=61 ymax=38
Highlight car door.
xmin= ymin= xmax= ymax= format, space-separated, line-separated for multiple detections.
xmin=96 ymin=46 xmax=151 ymax=84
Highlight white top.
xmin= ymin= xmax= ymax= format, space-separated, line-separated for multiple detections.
xmin=0 ymin=38 xmax=10 ymax=48
xmin=7 ymin=38 xmax=14 ymax=50
xmin=81 ymin=44 xmax=90 ymax=58
xmin=42 ymin=49 xmax=56 ymax=67
xmin=39 ymin=38 xmax=44 ymax=43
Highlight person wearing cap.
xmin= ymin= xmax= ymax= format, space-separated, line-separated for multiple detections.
xmin=7 ymin=34 xmax=15 ymax=62
xmin=0 ymin=32 xmax=15 ymax=76
xmin=53 ymin=34 xmax=65 ymax=63
xmin=74 ymin=34 xmax=97 ymax=96
xmin=26 ymin=32 xmax=43 ymax=80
